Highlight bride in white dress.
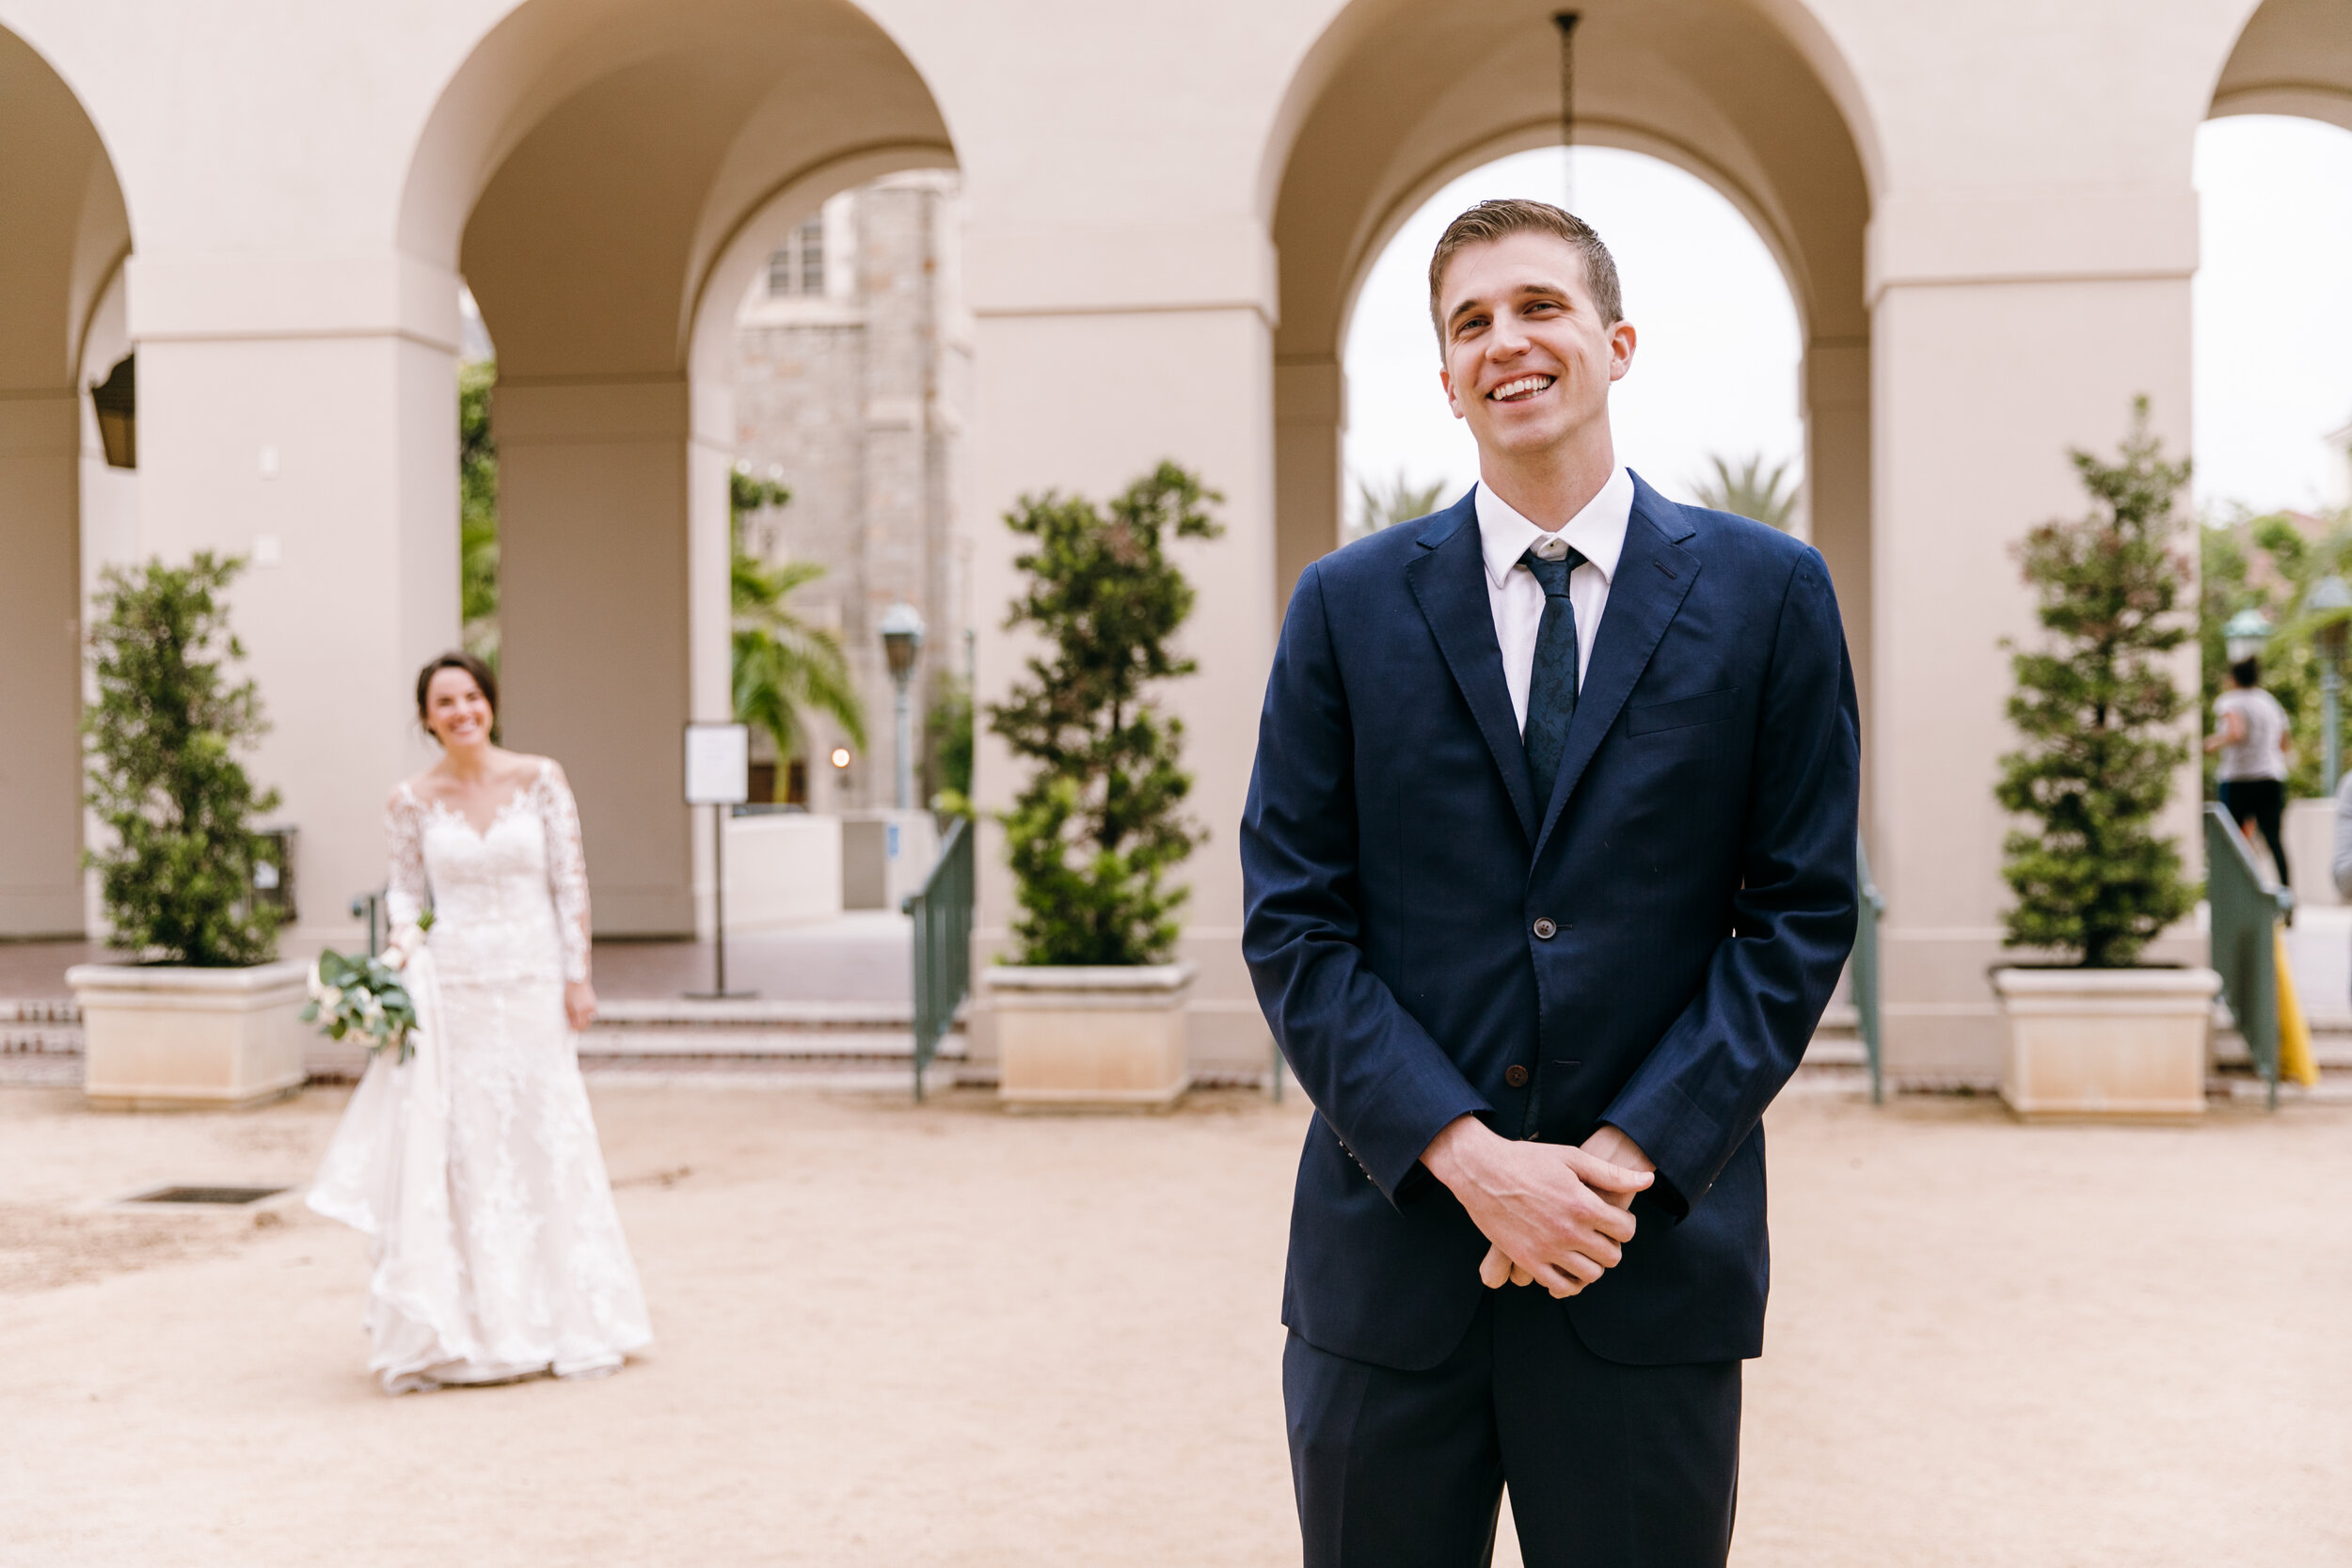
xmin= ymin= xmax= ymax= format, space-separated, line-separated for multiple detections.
xmin=310 ymin=651 xmax=652 ymax=1393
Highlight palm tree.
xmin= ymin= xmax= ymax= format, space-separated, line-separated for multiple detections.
xmin=1353 ymin=469 xmax=1450 ymax=539
xmin=1692 ymin=452 xmax=1800 ymax=531
xmin=729 ymin=472 xmax=866 ymax=770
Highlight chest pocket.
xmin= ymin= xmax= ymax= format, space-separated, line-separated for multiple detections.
xmin=1626 ymin=686 xmax=1740 ymax=736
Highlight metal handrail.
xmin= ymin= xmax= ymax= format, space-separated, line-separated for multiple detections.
xmin=2204 ymin=803 xmax=2291 ymax=1110
xmin=904 ymin=816 xmax=974 ymax=1101
xmin=1853 ymin=833 xmax=1887 ymax=1105
xmin=350 ymin=887 xmax=387 ymax=958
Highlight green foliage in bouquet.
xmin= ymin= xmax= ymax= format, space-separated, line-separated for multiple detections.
xmin=991 ymin=461 xmax=1220 ymax=966
xmin=84 ymin=553 xmax=285 ymax=967
xmin=1995 ymin=399 xmax=2197 ymax=968
xmin=305 ymin=936 xmax=428 ymax=1065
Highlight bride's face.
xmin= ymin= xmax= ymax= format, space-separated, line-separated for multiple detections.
xmin=425 ymin=670 xmax=494 ymax=751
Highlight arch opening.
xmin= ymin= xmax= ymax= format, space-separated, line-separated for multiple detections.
xmin=406 ymin=0 xmax=957 ymax=935
xmin=0 ymin=24 xmax=132 ymax=937
xmin=2193 ymin=0 xmax=2352 ymax=825
xmin=1339 ymin=143 xmax=1804 ymax=543
xmin=2209 ymin=0 xmax=2352 ymax=135
xmin=1267 ymin=0 xmax=1875 ymax=759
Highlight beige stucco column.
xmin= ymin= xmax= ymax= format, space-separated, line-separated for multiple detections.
xmin=1804 ymin=334 xmax=1873 ymax=764
xmin=0 ymin=391 xmax=83 ymax=935
xmin=495 ymin=376 xmax=704 ymax=938
xmin=966 ymin=221 xmax=1280 ymax=1074
xmin=1274 ymin=354 xmax=1344 ymax=606
xmin=128 ymin=254 xmax=461 ymax=946
xmin=1867 ymin=188 xmax=2203 ymax=1078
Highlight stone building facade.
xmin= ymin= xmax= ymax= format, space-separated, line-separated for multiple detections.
xmin=731 ymin=171 xmax=972 ymax=813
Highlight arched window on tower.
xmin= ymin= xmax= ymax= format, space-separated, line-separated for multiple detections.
xmin=768 ymin=214 xmax=826 ymax=297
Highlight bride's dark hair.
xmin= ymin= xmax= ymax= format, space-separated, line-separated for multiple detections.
xmin=415 ymin=651 xmax=500 ymax=740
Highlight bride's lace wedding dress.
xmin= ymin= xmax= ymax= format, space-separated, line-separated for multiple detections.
xmin=310 ymin=759 xmax=652 ymax=1393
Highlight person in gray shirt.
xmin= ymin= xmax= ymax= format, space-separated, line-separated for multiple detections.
xmin=2209 ymin=656 xmax=2292 ymax=892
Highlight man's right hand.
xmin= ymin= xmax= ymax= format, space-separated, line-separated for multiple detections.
xmin=1420 ymin=1115 xmax=1651 ymax=1297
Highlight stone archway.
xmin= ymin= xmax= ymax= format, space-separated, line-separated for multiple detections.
xmin=1263 ymin=0 xmax=1876 ymax=736
xmin=0 ymin=24 xmax=130 ymax=937
xmin=2211 ymin=0 xmax=2352 ymax=131
xmin=2196 ymin=0 xmax=2352 ymax=899
xmin=402 ymin=0 xmax=955 ymax=935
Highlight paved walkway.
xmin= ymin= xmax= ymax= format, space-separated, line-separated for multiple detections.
xmin=591 ymin=913 xmax=914 ymax=1002
xmin=1 ymin=1079 xmax=2344 ymax=1565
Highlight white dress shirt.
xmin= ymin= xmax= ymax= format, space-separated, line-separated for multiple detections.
xmin=1475 ymin=467 xmax=1634 ymax=734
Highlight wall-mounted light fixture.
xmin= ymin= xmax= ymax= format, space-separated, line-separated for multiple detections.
xmin=91 ymin=353 xmax=135 ymax=469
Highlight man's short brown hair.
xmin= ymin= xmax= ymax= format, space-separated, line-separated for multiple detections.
xmin=1427 ymin=198 xmax=1623 ymax=344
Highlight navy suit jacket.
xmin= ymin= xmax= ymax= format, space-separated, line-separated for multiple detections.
xmin=1240 ymin=475 xmax=1859 ymax=1370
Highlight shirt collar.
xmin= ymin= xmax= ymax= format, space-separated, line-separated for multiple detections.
xmin=1474 ymin=466 xmax=1634 ymax=591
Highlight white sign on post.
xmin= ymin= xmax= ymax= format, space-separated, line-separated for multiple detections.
xmin=683 ymin=721 xmax=751 ymax=806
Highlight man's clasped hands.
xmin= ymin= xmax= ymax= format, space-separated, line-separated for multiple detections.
xmin=1421 ymin=1116 xmax=1656 ymax=1297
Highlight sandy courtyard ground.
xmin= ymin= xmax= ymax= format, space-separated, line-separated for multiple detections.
xmin=1 ymin=1077 xmax=2345 ymax=1567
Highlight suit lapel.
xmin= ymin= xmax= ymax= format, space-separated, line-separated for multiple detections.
xmin=1530 ymin=478 xmax=1701 ymax=863
xmin=1405 ymin=497 xmax=1538 ymax=846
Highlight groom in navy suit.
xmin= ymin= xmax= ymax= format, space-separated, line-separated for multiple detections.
xmin=1242 ymin=199 xmax=1859 ymax=1566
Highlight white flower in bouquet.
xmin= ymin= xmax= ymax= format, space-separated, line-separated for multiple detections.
xmin=383 ymin=920 xmax=430 ymax=973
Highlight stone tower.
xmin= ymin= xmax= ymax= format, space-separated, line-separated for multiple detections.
xmin=732 ymin=169 xmax=971 ymax=811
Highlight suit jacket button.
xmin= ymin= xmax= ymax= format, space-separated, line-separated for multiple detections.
xmin=1505 ymin=1064 xmax=1531 ymax=1088
xmin=1532 ymin=917 xmax=1558 ymax=940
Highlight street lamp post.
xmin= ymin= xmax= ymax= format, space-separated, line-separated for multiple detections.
xmin=879 ymin=603 xmax=926 ymax=811
xmin=2310 ymin=577 xmax=2352 ymax=796
xmin=2221 ymin=607 xmax=2273 ymax=667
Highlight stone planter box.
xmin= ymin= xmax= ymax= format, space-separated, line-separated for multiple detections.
xmin=987 ymin=962 xmax=1195 ymax=1110
xmin=68 ymin=960 xmax=310 ymax=1111
xmin=1992 ymin=966 xmax=2221 ymax=1120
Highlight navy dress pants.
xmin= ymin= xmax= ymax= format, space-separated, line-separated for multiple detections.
xmin=1284 ymin=1288 xmax=1740 ymax=1568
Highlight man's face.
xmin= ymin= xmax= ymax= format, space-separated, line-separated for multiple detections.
xmin=1436 ymin=230 xmax=1635 ymax=464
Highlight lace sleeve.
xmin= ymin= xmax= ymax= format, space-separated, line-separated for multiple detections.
xmin=385 ymin=786 xmax=429 ymax=929
xmin=539 ymin=762 xmax=594 ymax=984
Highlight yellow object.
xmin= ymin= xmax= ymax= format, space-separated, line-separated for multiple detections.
xmin=2275 ymin=927 xmax=2321 ymax=1088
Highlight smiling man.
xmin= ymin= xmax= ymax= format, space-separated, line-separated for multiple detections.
xmin=1242 ymin=199 xmax=1861 ymax=1566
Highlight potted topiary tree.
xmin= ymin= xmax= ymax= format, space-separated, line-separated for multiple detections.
xmin=982 ymin=462 xmax=1219 ymax=1108
xmin=68 ymin=553 xmax=308 ymax=1110
xmin=1990 ymin=400 xmax=2220 ymax=1118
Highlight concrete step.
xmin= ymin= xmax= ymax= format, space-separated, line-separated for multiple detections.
xmin=2 ymin=998 xmax=81 ymax=1057
xmin=583 ymin=997 xmax=966 ymax=1067
xmin=0 ymin=993 xmax=970 ymax=1088
xmin=10 ymin=989 xmax=2344 ymax=1092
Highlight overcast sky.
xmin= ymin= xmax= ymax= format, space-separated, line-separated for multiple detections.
xmin=2194 ymin=116 xmax=2352 ymax=517
xmin=1343 ymin=147 xmax=1801 ymax=530
xmin=1343 ymin=118 xmax=2352 ymax=531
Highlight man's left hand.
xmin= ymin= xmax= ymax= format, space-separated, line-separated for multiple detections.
xmin=1481 ymin=1124 xmax=1657 ymax=1297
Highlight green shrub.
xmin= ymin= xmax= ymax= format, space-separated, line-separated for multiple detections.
xmin=84 ymin=553 xmax=284 ymax=966
xmin=991 ymin=462 xmax=1220 ymax=965
xmin=1996 ymin=400 xmax=2196 ymax=967
xmin=926 ymin=676 xmax=974 ymax=820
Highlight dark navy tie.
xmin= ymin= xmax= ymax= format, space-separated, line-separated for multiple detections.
xmin=1519 ymin=544 xmax=1586 ymax=816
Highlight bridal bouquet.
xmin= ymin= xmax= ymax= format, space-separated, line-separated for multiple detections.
xmin=304 ymin=912 xmax=434 ymax=1064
